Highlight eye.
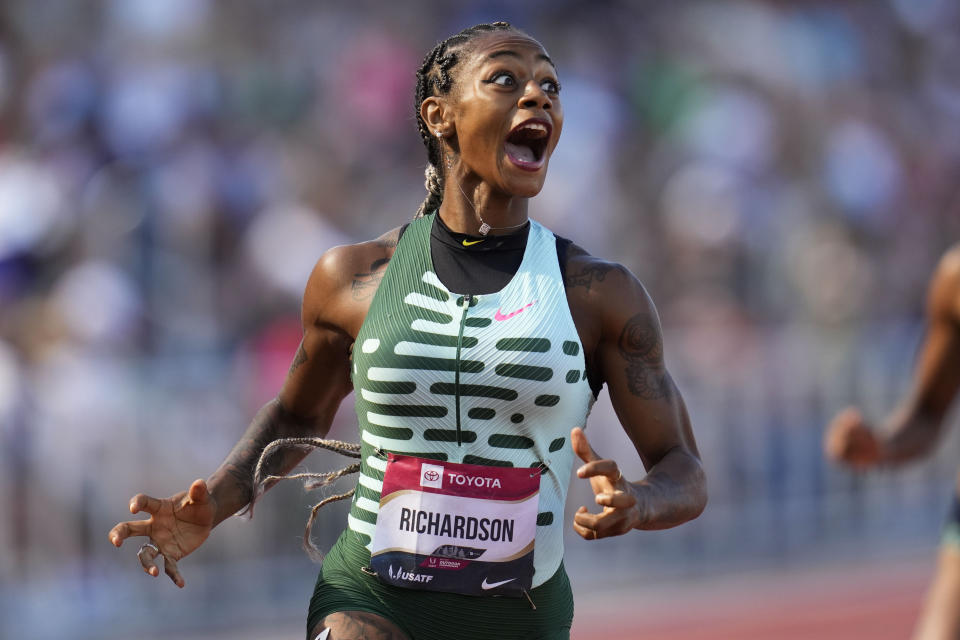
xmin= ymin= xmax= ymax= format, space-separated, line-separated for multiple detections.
xmin=540 ymin=78 xmax=561 ymax=94
xmin=488 ymin=71 xmax=516 ymax=87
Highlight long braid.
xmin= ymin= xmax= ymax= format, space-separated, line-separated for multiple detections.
xmin=249 ymin=437 xmax=361 ymax=560
xmin=414 ymin=21 xmax=515 ymax=218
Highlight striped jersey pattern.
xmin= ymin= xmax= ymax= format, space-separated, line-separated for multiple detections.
xmin=346 ymin=214 xmax=594 ymax=586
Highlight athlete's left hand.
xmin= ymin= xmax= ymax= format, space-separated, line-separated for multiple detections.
xmin=570 ymin=427 xmax=639 ymax=540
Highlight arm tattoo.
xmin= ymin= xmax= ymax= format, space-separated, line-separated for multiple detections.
xmin=288 ymin=343 xmax=308 ymax=374
xmin=564 ymin=255 xmax=619 ymax=291
xmin=222 ymin=401 xmax=318 ymax=505
xmin=351 ymin=257 xmax=390 ymax=300
xmin=618 ymin=312 xmax=671 ymax=399
xmin=567 ymin=262 xmax=615 ymax=291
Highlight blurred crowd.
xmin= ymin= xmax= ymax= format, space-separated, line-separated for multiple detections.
xmin=1 ymin=0 xmax=960 ymax=636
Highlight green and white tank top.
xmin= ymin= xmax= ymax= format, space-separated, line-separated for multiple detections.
xmin=347 ymin=214 xmax=595 ymax=587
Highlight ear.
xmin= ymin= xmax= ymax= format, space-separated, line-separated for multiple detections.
xmin=421 ymin=96 xmax=452 ymax=139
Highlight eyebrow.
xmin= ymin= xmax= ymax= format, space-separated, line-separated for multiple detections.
xmin=487 ymin=49 xmax=555 ymax=68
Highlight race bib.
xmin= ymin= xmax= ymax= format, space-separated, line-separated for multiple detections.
xmin=369 ymin=454 xmax=540 ymax=597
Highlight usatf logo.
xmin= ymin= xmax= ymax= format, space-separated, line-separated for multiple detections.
xmin=420 ymin=463 xmax=444 ymax=488
xmin=388 ymin=564 xmax=434 ymax=583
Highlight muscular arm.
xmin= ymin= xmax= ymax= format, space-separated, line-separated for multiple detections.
xmin=205 ymin=336 xmax=353 ymax=526
xmin=206 ymin=229 xmax=401 ymax=525
xmin=568 ymin=253 xmax=706 ymax=531
xmin=874 ymin=248 xmax=960 ymax=464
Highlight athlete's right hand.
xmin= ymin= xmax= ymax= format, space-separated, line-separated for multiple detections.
xmin=107 ymin=478 xmax=216 ymax=588
xmin=824 ymin=407 xmax=883 ymax=468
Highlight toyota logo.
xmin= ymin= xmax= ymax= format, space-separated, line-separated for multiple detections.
xmin=423 ymin=470 xmax=440 ymax=482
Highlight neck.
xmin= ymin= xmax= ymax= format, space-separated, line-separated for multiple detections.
xmin=437 ymin=172 xmax=529 ymax=236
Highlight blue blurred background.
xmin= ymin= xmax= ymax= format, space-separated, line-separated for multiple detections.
xmin=1 ymin=1 xmax=959 ymax=638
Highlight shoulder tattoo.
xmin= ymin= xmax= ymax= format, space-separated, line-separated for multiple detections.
xmin=567 ymin=262 xmax=615 ymax=292
xmin=618 ymin=311 xmax=671 ymax=400
xmin=351 ymin=257 xmax=390 ymax=300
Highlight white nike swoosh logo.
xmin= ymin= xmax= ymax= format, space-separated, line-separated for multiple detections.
xmin=481 ymin=577 xmax=516 ymax=590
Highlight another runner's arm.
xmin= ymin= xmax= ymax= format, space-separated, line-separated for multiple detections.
xmin=592 ymin=262 xmax=706 ymax=530
xmin=872 ymin=248 xmax=960 ymax=464
xmin=205 ymin=244 xmax=365 ymax=526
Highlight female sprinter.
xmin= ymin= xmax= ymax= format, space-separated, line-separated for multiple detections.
xmin=825 ymin=244 xmax=960 ymax=640
xmin=109 ymin=22 xmax=707 ymax=640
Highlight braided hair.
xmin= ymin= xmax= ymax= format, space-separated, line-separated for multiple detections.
xmin=413 ymin=21 xmax=517 ymax=218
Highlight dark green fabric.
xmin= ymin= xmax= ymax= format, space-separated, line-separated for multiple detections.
xmin=307 ymin=530 xmax=573 ymax=640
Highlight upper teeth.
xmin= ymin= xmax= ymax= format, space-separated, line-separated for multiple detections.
xmin=518 ymin=123 xmax=547 ymax=134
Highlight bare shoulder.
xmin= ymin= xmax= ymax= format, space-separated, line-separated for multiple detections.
xmin=563 ymin=243 xmax=660 ymax=348
xmin=565 ymin=244 xmax=655 ymax=311
xmin=302 ymin=225 xmax=404 ymax=337
xmin=929 ymin=244 xmax=960 ymax=324
xmin=565 ymin=243 xmax=625 ymax=294
xmin=309 ymin=226 xmax=401 ymax=283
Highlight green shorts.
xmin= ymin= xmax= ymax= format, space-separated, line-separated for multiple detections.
xmin=307 ymin=530 xmax=574 ymax=640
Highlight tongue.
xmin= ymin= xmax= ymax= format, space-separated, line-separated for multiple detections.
xmin=505 ymin=141 xmax=536 ymax=163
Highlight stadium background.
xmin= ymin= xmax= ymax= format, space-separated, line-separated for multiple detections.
xmin=1 ymin=1 xmax=959 ymax=638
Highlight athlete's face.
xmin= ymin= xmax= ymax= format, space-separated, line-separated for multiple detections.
xmin=448 ymin=32 xmax=563 ymax=198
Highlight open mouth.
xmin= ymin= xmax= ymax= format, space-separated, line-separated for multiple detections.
xmin=504 ymin=119 xmax=551 ymax=170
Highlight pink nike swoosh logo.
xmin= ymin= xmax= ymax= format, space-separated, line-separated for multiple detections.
xmin=494 ymin=301 xmax=536 ymax=321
